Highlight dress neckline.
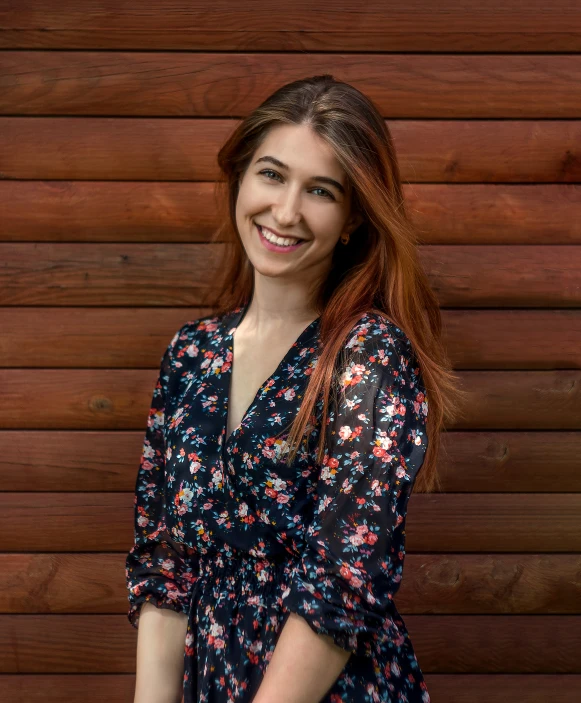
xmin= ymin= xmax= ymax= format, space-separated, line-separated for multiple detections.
xmin=221 ymin=303 xmax=320 ymax=447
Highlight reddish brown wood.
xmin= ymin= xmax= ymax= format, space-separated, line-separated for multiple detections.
xmin=0 ymin=493 xmax=579 ymax=552
xmin=1 ymin=429 xmax=580 ymax=493
xmin=0 ymin=244 xmax=580 ymax=307
xmin=1 ymin=118 xmax=581 ymax=183
xmin=1 ymin=180 xmax=581 ymax=244
xmin=1 ymin=309 xmax=579 ymax=369
xmin=2 ymin=553 xmax=581 ymax=615
xmin=1 ymin=673 xmax=580 ymax=703
xmin=1 ymin=53 xmax=581 ymax=118
xmin=1 ymin=674 xmax=580 ymax=703
xmin=1 ymin=369 xmax=580 ymax=430
xmin=0 ymin=368 xmax=580 ymax=430
xmin=1 ymin=1 xmax=580 ymax=51
xmin=0 ymin=614 xmax=580 ymax=673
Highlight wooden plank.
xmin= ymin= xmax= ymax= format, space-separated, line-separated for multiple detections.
xmin=1 ymin=369 xmax=580 ymax=430
xmin=1 ymin=53 xmax=581 ymax=118
xmin=1 ymin=430 xmax=580 ymax=493
xmin=2 ymin=553 xmax=581 ymax=615
xmin=1 ymin=675 xmax=581 ymax=703
xmin=0 ymin=1 xmax=579 ymax=51
xmin=0 ymin=244 xmax=580 ymax=307
xmin=1 ymin=364 xmax=581 ymax=430
xmin=2 ymin=180 xmax=581 ymax=243
xmin=1 ymin=309 xmax=580 ymax=369
xmin=0 ymin=493 xmax=579 ymax=552
xmin=0 ymin=614 xmax=580 ymax=673
xmin=2 ymin=119 xmax=580 ymax=183
xmin=1 ymin=674 xmax=580 ymax=703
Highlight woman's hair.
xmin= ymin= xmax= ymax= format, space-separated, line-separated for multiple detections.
xmin=206 ymin=74 xmax=468 ymax=494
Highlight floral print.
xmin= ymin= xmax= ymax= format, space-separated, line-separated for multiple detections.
xmin=126 ymin=303 xmax=430 ymax=702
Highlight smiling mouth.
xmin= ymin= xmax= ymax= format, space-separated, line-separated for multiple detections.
xmin=255 ymin=223 xmax=307 ymax=251
xmin=256 ymin=223 xmax=304 ymax=243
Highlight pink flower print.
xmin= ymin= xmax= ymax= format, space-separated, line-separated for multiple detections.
xmin=283 ymin=388 xmax=296 ymax=401
xmin=339 ymin=425 xmax=353 ymax=440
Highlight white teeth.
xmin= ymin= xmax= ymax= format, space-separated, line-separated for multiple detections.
xmin=258 ymin=225 xmax=299 ymax=247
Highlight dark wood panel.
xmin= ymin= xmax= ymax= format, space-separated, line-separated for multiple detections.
xmin=422 ymin=246 xmax=581 ymax=308
xmin=1 ymin=369 xmax=580 ymax=430
xmin=1 ymin=674 xmax=581 ymax=703
xmin=1 ymin=53 xmax=581 ymax=118
xmin=1 ymin=430 xmax=580 ymax=493
xmin=0 ymin=493 xmax=579 ymax=552
xmin=441 ymin=310 xmax=581 ymax=369
xmin=0 ymin=613 xmax=580 ymax=673
xmin=1 ymin=309 xmax=580 ymax=369
xmin=1 ymin=244 xmax=580 ymax=307
xmin=2 ymin=553 xmax=581 ymax=615
xmin=1 ymin=1 xmax=579 ymax=51
xmin=1 ymin=119 xmax=581 ymax=184
xmin=2 ymin=180 xmax=581 ymax=244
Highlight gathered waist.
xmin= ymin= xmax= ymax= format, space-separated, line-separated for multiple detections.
xmin=192 ymin=552 xmax=298 ymax=598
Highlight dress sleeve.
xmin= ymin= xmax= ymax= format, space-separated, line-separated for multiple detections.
xmin=125 ymin=328 xmax=199 ymax=629
xmin=281 ymin=317 xmax=429 ymax=656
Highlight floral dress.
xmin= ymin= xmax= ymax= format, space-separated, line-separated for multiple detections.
xmin=125 ymin=303 xmax=431 ymax=703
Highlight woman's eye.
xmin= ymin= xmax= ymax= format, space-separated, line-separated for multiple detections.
xmin=258 ymin=170 xmax=334 ymax=200
xmin=260 ymin=169 xmax=282 ymax=181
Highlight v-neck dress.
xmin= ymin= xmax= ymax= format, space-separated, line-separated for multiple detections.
xmin=125 ymin=303 xmax=431 ymax=703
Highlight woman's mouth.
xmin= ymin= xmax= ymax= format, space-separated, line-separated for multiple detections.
xmin=255 ymin=223 xmax=307 ymax=253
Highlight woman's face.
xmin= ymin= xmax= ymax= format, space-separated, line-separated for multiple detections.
xmin=235 ymin=123 xmax=361 ymax=283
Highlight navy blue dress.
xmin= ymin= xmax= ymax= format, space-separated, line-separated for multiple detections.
xmin=126 ymin=303 xmax=431 ymax=702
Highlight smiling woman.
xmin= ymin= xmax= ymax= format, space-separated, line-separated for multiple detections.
xmin=126 ymin=73 xmax=464 ymax=703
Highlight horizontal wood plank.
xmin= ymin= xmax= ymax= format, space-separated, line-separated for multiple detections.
xmin=1 ymin=119 xmax=581 ymax=183
xmin=1 ymin=1 xmax=580 ymax=51
xmin=2 ymin=553 xmax=580 ymax=615
xmin=1 ymin=244 xmax=580 ymax=307
xmin=1 ymin=430 xmax=580 ymax=493
xmin=0 ymin=614 xmax=580 ymax=673
xmin=1 ymin=180 xmax=581 ymax=244
xmin=1 ymin=369 xmax=580 ymax=430
xmin=1 ymin=674 xmax=581 ymax=703
xmin=0 ymin=493 xmax=579 ymax=552
xmin=1 ymin=309 xmax=580 ymax=369
xmin=2 ymin=54 xmax=581 ymax=118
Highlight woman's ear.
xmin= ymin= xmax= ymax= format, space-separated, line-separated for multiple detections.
xmin=347 ymin=211 xmax=365 ymax=234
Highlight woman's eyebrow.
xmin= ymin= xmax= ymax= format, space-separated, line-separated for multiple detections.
xmin=255 ymin=155 xmax=346 ymax=195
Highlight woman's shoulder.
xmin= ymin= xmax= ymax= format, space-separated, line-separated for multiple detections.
xmin=342 ymin=309 xmax=414 ymax=358
xmin=166 ymin=308 xmax=232 ymax=362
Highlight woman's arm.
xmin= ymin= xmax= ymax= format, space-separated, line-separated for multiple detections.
xmin=252 ymin=612 xmax=350 ymax=703
xmin=133 ymin=602 xmax=188 ymax=703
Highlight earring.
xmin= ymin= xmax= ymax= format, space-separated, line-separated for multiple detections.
xmin=340 ymin=232 xmax=350 ymax=245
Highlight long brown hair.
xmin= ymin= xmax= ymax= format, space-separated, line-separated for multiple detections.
xmin=205 ymin=74 xmax=468 ymax=494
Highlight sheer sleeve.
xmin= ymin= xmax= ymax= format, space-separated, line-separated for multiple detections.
xmin=125 ymin=328 xmax=199 ymax=629
xmin=281 ymin=316 xmax=429 ymax=656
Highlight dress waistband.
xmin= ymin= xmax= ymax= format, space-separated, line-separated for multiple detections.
xmin=195 ymin=553 xmax=297 ymax=594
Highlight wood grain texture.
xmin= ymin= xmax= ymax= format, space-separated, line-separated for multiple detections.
xmin=1 ymin=119 xmax=580 ymax=183
xmin=2 ymin=180 xmax=581 ymax=244
xmin=1 ymin=53 xmax=581 ymax=118
xmin=1 ymin=0 xmax=580 ymax=51
xmin=0 ymin=493 xmax=580 ymax=553
xmin=2 ymin=553 xmax=580 ymax=615
xmin=1 ymin=674 xmax=581 ymax=703
xmin=1 ymin=244 xmax=580 ymax=306
xmin=1 ymin=429 xmax=580 ymax=493
xmin=0 ymin=614 xmax=580 ymax=673
xmin=1 ymin=309 xmax=580 ymax=369
xmin=0 ymin=368 xmax=580 ymax=430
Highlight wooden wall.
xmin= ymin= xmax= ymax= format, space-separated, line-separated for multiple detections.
xmin=1 ymin=2 xmax=581 ymax=701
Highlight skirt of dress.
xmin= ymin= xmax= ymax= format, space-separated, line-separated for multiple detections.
xmin=182 ymin=554 xmax=430 ymax=703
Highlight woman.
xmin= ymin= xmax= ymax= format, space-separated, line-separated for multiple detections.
xmin=126 ymin=74 xmax=463 ymax=703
